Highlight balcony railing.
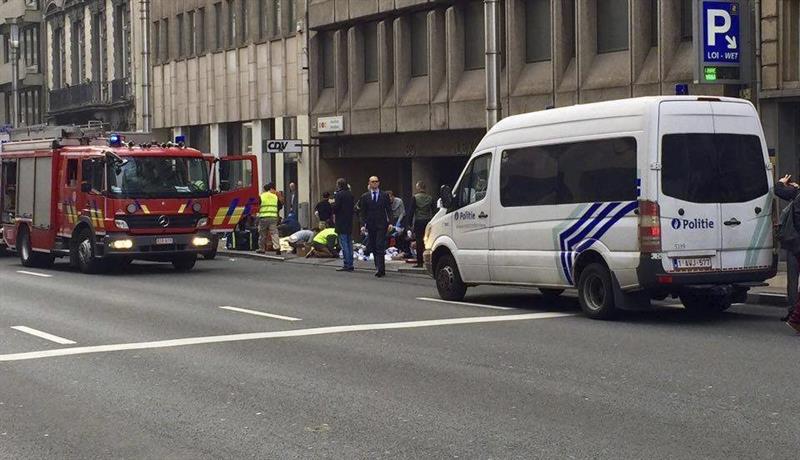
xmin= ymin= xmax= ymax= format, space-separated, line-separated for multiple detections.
xmin=48 ymin=77 xmax=131 ymax=113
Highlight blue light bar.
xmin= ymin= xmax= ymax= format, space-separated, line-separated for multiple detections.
xmin=175 ymin=135 xmax=186 ymax=144
xmin=109 ymin=133 xmax=123 ymax=147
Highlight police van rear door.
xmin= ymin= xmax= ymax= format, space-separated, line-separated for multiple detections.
xmin=711 ymin=102 xmax=773 ymax=271
xmin=658 ymin=101 xmax=722 ymax=273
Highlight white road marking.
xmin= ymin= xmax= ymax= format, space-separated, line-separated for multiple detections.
xmin=0 ymin=312 xmax=573 ymax=362
xmin=218 ymin=306 xmax=302 ymax=322
xmin=416 ymin=297 xmax=515 ymax=311
xmin=10 ymin=326 xmax=76 ymax=345
xmin=16 ymin=270 xmax=52 ymax=278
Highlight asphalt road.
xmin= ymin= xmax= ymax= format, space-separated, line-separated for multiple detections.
xmin=0 ymin=254 xmax=798 ymax=459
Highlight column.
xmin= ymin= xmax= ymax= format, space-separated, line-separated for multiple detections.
xmin=209 ymin=123 xmax=227 ymax=157
xmin=274 ymin=117 xmax=285 ymax=195
xmin=252 ymin=119 xmax=272 ymax=191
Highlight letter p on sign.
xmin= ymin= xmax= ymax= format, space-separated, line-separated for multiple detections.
xmin=706 ymin=9 xmax=730 ymax=47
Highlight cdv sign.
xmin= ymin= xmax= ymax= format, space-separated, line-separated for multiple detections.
xmin=703 ymin=1 xmax=740 ymax=63
xmin=266 ymin=139 xmax=302 ymax=154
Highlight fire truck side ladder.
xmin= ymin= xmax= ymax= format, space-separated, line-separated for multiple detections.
xmin=0 ymin=124 xmax=108 ymax=154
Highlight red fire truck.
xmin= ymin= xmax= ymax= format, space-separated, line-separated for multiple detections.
xmin=0 ymin=126 xmax=258 ymax=273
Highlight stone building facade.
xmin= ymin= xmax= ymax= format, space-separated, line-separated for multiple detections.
xmin=43 ymin=0 xmax=144 ymax=130
xmin=308 ymin=0 xmax=737 ymax=203
xmin=0 ymin=0 xmax=46 ymax=128
xmin=759 ymin=0 xmax=800 ymax=178
xmin=149 ymin=0 xmax=313 ymax=224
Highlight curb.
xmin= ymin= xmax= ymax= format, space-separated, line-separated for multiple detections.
xmin=218 ymin=250 xmax=285 ymax=262
xmin=747 ymin=292 xmax=789 ymax=307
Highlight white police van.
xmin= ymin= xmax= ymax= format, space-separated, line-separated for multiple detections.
xmin=423 ymin=96 xmax=776 ymax=319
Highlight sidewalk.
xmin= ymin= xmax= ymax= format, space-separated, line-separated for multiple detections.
xmin=217 ymin=246 xmax=791 ymax=306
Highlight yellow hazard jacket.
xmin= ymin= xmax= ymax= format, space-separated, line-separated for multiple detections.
xmin=258 ymin=191 xmax=279 ymax=218
xmin=312 ymin=228 xmax=338 ymax=245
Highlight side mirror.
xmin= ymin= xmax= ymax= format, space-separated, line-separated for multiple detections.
xmin=80 ymin=182 xmax=92 ymax=193
xmin=219 ymin=181 xmax=231 ymax=192
xmin=439 ymin=185 xmax=453 ymax=209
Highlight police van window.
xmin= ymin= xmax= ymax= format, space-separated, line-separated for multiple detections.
xmin=66 ymin=159 xmax=78 ymax=187
xmin=81 ymin=158 xmax=104 ymax=193
xmin=500 ymin=137 xmax=637 ymax=207
xmin=455 ymin=153 xmax=492 ymax=208
xmin=662 ymin=134 xmax=768 ymax=203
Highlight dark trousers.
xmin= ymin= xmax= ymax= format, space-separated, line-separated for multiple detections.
xmin=790 ymin=255 xmax=800 ymax=322
xmin=367 ymin=226 xmax=387 ymax=274
xmin=414 ymin=220 xmax=429 ymax=266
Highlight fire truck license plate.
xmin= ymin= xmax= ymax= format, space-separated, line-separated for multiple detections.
xmin=155 ymin=237 xmax=174 ymax=245
xmin=672 ymin=257 xmax=712 ymax=270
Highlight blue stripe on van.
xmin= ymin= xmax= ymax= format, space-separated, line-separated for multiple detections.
xmin=559 ymin=200 xmax=639 ymax=285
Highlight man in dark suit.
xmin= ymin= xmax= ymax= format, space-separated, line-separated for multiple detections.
xmin=332 ymin=178 xmax=355 ymax=272
xmin=358 ymin=175 xmax=392 ymax=277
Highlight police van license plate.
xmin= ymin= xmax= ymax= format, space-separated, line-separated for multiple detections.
xmin=673 ymin=257 xmax=712 ymax=270
xmin=155 ymin=237 xmax=174 ymax=245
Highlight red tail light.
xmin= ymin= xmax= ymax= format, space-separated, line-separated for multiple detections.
xmin=639 ymin=200 xmax=662 ymax=253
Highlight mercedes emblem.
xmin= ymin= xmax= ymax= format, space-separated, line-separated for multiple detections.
xmin=157 ymin=215 xmax=170 ymax=228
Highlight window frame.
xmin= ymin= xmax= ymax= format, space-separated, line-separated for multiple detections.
xmin=596 ymin=0 xmax=629 ymax=54
xmin=452 ymin=152 xmax=493 ymax=211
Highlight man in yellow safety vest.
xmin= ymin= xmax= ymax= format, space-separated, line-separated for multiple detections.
xmin=257 ymin=182 xmax=281 ymax=255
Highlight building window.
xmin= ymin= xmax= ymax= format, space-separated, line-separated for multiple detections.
xmin=152 ymin=21 xmax=160 ymax=64
xmin=197 ymin=8 xmax=206 ymax=53
xmin=271 ymin=0 xmax=280 ymax=37
xmin=71 ymin=20 xmax=85 ymax=84
xmin=410 ymin=11 xmax=428 ymax=77
xmin=3 ymin=33 xmax=9 ymax=64
xmin=177 ymin=13 xmax=185 ymax=57
xmin=227 ymin=0 xmax=236 ymax=47
xmin=214 ymin=2 xmax=223 ymax=50
xmin=525 ymin=0 xmax=551 ymax=62
xmin=563 ymin=0 xmax=575 ymax=58
xmin=597 ymin=0 xmax=629 ymax=53
xmin=162 ymin=18 xmax=170 ymax=61
xmin=285 ymin=0 xmax=295 ymax=35
xmin=363 ymin=22 xmax=378 ymax=83
xmin=22 ymin=24 xmax=40 ymax=69
xmin=321 ymin=30 xmax=334 ymax=88
xmin=115 ymin=4 xmax=132 ymax=77
xmin=464 ymin=0 xmax=485 ymax=70
xmin=91 ymin=12 xmax=106 ymax=85
xmin=680 ymin=0 xmax=692 ymax=41
xmin=188 ymin=11 xmax=196 ymax=55
xmin=241 ymin=0 xmax=248 ymax=42
xmin=650 ymin=0 xmax=658 ymax=47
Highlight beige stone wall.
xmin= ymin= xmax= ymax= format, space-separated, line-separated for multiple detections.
xmin=309 ymin=0 xmax=727 ymax=138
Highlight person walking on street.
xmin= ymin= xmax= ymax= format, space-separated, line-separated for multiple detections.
xmin=408 ymin=180 xmax=436 ymax=268
xmin=257 ymin=182 xmax=282 ymax=255
xmin=775 ymin=174 xmax=800 ymax=331
xmin=358 ymin=176 xmax=392 ymax=277
xmin=333 ymin=178 xmax=355 ymax=272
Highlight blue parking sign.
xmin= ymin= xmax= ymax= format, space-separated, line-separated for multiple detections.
xmin=702 ymin=1 xmax=740 ymax=63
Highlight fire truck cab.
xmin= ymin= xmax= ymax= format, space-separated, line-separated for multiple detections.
xmin=0 ymin=126 xmax=258 ymax=273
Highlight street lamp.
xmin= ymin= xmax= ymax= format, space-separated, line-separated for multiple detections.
xmin=9 ymin=21 xmax=20 ymax=128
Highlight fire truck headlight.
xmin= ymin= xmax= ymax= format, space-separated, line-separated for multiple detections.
xmin=192 ymin=237 xmax=210 ymax=247
xmin=196 ymin=217 xmax=209 ymax=228
xmin=126 ymin=203 xmax=138 ymax=214
xmin=192 ymin=202 xmax=202 ymax=213
xmin=110 ymin=239 xmax=134 ymax=250
xmin=114 ymin=219 xmax=129 ymax=230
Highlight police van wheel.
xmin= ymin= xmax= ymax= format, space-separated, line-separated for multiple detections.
xmin=172 ymin=254 xmax=197 ymax=271
xmin=75 ymin=229 xmax=103 ymax=274
xmin=436 ymin=255 xmax=467 ymax=301
xmin=577 ymin=263 xmax=617 ymax=320
xmin=680 ymin=291 xmax=732 ymax=315
xmin=18 ymin=227 xmax=54 ymax=269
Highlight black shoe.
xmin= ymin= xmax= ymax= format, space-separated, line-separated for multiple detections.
xmin=374 ymin=271 xmax=385 ymax=278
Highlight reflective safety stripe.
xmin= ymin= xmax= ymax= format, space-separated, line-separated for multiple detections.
xmin=258 ymin=192 xmax=279 ymax=218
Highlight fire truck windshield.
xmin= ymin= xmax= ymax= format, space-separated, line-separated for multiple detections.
xmin=107 ymin=157 xmax=210 ymax=198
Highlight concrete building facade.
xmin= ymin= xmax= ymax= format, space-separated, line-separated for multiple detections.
xmin=759 ymin=0 xmax=800 ymax=178
xmin=0 ymin=0 xmax=46 ymax=128
xmin=149 ymin=0 xmax=314 ymax=225
xmin=43 ymin=0 xmax=144 ymax=130
xmin=308 ymin=0 xmax=738 ymax=203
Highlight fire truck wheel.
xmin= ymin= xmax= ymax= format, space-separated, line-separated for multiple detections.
xmin=18 ymin=227 xmax=54 ymax=269
xmin=172 ymin=254 xmax=197 ymax=271
xmin=201 ymin=235 xmax=219 ymax=260
xmin=74 ymin=229 xmax=103 ymax=274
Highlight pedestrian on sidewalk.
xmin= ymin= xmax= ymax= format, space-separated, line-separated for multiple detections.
xmin=775 ymin=174 xmax=800 ymax=331
xmin=358 ymin=176 xmax=392 ymax=277
xmin=257 ymin=182 xmax=282 ymax=255
xmin=333 ymin=178 xmax=355 ymax=272
xmin=408 ymin=180 xmax=436 ymax=268
xmin=315 ymin=192 xmax=334 ymax=229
